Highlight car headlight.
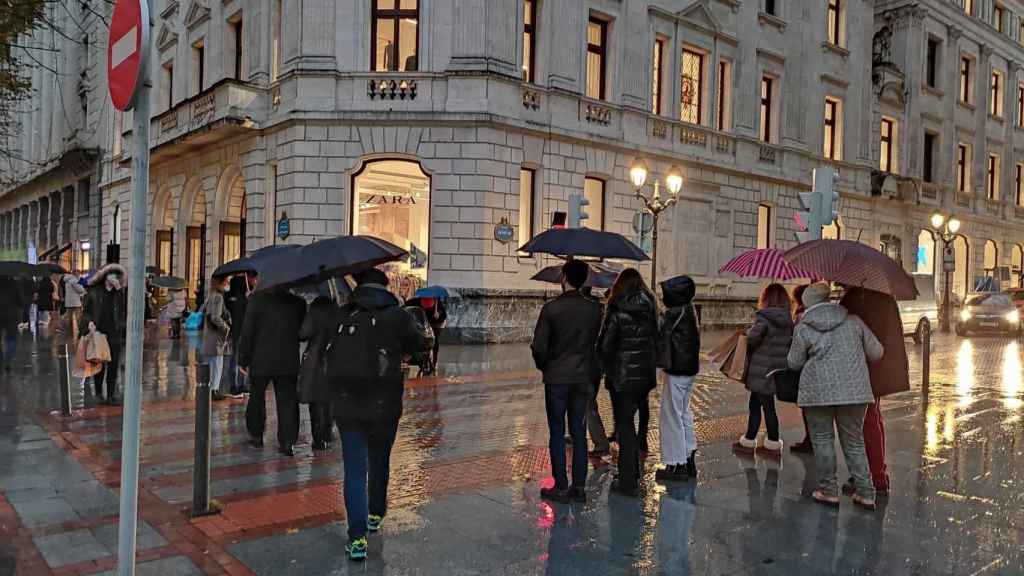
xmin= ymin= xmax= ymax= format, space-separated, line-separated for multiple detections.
xmin=960 ymin=309 xmax=972 ymax=322
xmin=1007 ymin=310 xmax=1020 ymax=323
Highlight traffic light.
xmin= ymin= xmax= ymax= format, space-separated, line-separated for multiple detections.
xmin=568 ymin=194 xmax=590 ymax=228
xmin=794 ymin=168 xmax=838 ymax=243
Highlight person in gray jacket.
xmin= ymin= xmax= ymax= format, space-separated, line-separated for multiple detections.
xmin=201 ymin=276 xmax=232 ymax=401
xmin=62 ymin=274 xmax=86 ymax=339
xmin=788 ymin=282 xmax=884 ymax=510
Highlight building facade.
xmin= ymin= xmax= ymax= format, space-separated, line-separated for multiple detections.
xmin=2 ymin=0 xmax=1022 ymax=341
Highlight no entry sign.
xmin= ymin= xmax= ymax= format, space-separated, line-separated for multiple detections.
xmin=107 ymin=0 xmax=150 ymax=111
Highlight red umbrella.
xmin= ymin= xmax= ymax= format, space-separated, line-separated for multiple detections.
xmin=719 ymin=248 xmax=817 ymax=281
xmin=783 ymin=240 xmax=918 ymax=300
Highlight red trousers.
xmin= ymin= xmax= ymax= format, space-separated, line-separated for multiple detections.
xmin=863 ymin=397 xmax=889 ymax=490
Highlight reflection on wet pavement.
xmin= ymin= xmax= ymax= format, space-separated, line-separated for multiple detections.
xmin=1 ymin=331 xmax=1023 ymax=574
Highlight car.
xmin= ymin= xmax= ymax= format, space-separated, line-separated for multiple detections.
xmin=955 ymin=293 xmax=1022 ymax=336
xmin=1006 ymin=287 xmax=1024 ymax=310
xmin=899 ymin=274 xmax=939 ymax=344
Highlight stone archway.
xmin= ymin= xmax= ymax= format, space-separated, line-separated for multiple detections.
xmin=213 ymin=165 xmax=246 ymax=265
xmin=178 ymin=177 xmax=208 ymax=305
xmin=152 ymin=185 xmax=177 ymax=275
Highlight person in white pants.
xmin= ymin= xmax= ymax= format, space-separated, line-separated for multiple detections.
xmin=655 ymin=275 xmax=701 ymax=481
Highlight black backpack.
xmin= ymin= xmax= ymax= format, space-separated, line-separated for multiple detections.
xmin=324 ymin=304 xmax=401 ymax=394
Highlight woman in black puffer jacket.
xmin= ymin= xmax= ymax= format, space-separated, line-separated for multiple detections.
xmin=599 ymin=268 xmax=658 ymax=496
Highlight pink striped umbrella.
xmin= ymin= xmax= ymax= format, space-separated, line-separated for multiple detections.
xmin=783 ymin=239 xmax=918 ymax=300
xmin=719 ymin=248 xmax=817 ymax=280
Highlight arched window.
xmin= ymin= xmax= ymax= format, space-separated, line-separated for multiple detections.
xmin=1011 ymin=244 xmax=1023 ymax=288
xmin=953 ymin=235 xmax=969 ymax=298
xmin=880 ymin=233 xmax=902 ymax=266
xmin=916 ymin=229 xmax=936 ymax=276
xmin=984 ymin=239 xmax=998 ymax=277
xmin=112 ymin=204 xmax=122 ymax=245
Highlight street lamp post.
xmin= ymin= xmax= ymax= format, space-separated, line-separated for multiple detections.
xmin=930 ymin=211 xmax=961 ymax=333
xmin=630 ymin=159 xmax=683 ymax=291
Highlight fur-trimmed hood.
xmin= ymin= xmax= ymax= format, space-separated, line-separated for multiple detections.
xmin=88 ymin=264 xmax=127 ymax=288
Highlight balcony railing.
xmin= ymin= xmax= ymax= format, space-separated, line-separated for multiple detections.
xmin=151 ymin=79 xmax=266 ymax=148
xmin=758 ymin=144 xmax=777 ymax=164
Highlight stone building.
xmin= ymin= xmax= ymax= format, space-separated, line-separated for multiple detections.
xmin=2 ymin=0 xmax=1021 ymax=341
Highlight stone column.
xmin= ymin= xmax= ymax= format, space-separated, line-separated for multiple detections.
xmin=545 ymin=0 xmax=582 ymax=92
xmin=448 ymin=0 xmax=518 ymax=77
xmin=974 ymin=44 xmax=992 ymax=203
xmin=905 ymin=8 xmax=926 ymax=177
xmin=944 ymin=26 xmax=962 ymax=201
xmin=296 ymin=0 xmax=337 ymax=71
xmin=1006 ymin=60 xmax=1019 ymax=209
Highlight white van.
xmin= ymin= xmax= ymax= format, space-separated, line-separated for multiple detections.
xmin=899 ymin=274 xmax=939 ymax=343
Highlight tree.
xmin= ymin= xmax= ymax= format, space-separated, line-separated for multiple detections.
xmin=0 ymin=0 xmax=48 ymax=182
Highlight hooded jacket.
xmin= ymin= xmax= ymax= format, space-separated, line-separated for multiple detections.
xmin=332 ymin=284 xmax=428 ymax=430
xmin=82 ymin=264 xmax=128 ymax=339
xmin=787 ymin=303 xmax=884 ymax=407
xmin=658 ymin=276 xmax=700 ymax=377
xmin=236 ymin=290 xmax=306 ymax=377
xmin=599 ymin=288 xmax=658 ymax=393
xmin=745 ymin=307 xmax=795 ymax=395
xmin=62 ymin=275 xmax=86 ymax=309
xmin=531 ymin=289 xmax=603 ymax=390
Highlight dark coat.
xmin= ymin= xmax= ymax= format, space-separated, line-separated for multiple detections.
xmin=531 ymin=290 xmax=603 ymax=391
xmin=658 ymin=276 xmax=700 ymax=377
xmin=0 ymin=278 xmax=26 ymax=324
xmin=298 ymin=296 xmax=338 ymax=404
xmin=82 ymin=264 xmax=128 ymax=339
xmin=745 ymin=307 xmax=795 ymax=395
xmin=224 ymin=277 xmax=248 ymax=347
xmin=236 ymin=290 xmax=306 ymax=377
xmin=599 ymin=289 xmax=658 ymax=394
xmin=332 ymin=284 xmax=428 ymax=431
xmin=36 ymin=276 xmax=56 ymax=311
xmin=840 ymin=288 xmax=909 ymax=398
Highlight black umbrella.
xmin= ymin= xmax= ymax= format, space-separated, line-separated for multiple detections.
xmin=531 ymin=262 xmax=621 ymax=289
xmin=150 ymin=276 xmax=187 ymax=290
xmin=146 ymin=265 xmax=163 ymax=275
xmin=0 ymin=261 xmax=38 ymax=278
xmin=517 ymin=228 xmax=649 ymax=261
xmin=212 ymin=244 xmax=301 ymax=278
xmin=35 ymin=262 xmax=68 ymax=275
xmin=255 ymin=235 xmax=408 ymax=293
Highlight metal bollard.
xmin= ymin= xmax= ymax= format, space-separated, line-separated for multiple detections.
xmin=57 ymin=343 xmax=72 ymax=417
xmin=921 ymin=326 xmax=931 ymax=399
xmin=191 ymin=363 xmax=221 ymax=517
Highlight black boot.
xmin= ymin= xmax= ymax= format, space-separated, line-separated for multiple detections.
xmin=686 ymin=451 xmax=697 ymax=478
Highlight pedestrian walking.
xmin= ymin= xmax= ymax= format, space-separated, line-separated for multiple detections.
xmin=788 ymin=282 xmax=883 ymax=510
xmin=325 ymin=269 xmax=427 ymax=561
xmin=531 ymin=261 xmax=603 ymax=503
xmin=655 ymin=275 xmax=701 ymax=481
xmin=298 ymin=291 xmax=338 ymax=452
xmin=0 ymin=277 xmax=26 ymax=372
xmin=224 ymin=275 xmax=250 ymax=395
xmin=790 ymin=283 xmax=814 ymax=454
xmin=580 ymin=286 xmax=611 ymax=458
xmin=81 ymin=264 xmax=128 ymax=405
xmin=237 ymin=277 xmax=306 ymax=456
xmin=35 ymin=273 xmax=58 ymax=332
xmin=62 ymin=273 xmax=86 ymax=340
xmin=599 ymin=268 xmax=658 ymax=497
xmin=839 ymin=287 xmax=908 ymax=496
xmin=201 ymin=276 xmax=232 ymax=402
xmin=733 ymin=284 xmax=793 ymax=458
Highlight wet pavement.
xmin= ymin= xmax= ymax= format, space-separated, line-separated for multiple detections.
xmin=1 ymin=329 xmax=1023 ymax=575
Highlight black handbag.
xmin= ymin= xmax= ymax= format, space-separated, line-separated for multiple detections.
xmin=770 ymin=368 xmax=801 ymax=403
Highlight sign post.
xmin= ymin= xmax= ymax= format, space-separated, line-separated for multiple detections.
xmin=107 ymin=1 xmax=151 ymax=574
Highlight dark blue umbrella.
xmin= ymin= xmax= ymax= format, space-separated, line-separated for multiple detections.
xmin=531 ymin=263 xmax=620 ymax=289
xmin=414 ymin=285 xmax=449 ymax=299
xmin=255 ymin=235 xmax=408 ymax=292
xmin=0 ymin=261 xmax=39 ymax=278
xmin=517 ymin=228 xmax=649 ymax=261
xmin=212 ymin=244 xmax=301 ymax=278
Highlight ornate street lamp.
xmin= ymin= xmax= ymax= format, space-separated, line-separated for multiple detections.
xmin=630 ymin=158 xmax=683 ymax=290
xmin=931 ymin=211 xmax=962 ymax=333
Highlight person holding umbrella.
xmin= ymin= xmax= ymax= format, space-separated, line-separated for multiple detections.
xmin=237 ymin=275 xmax=307 ymax=456
xmin=787 ymin=282 xmax=883 ymax=510
xmin=530 ymin=260 xmax=603 ymax=503
xmin=839 ymin=287 xmax=908 ymax=496
xmin=201 ymin=276 xmax=232 ymax=402
xmin=599 ymin=268 xmax=658 ymax=497
xmin=224 ymin=275 xmax=250 ymax=395
xmin=406 ymin=287 xmax=448 ymax=374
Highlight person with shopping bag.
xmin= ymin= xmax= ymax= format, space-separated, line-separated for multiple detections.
xmin=654 ymin=275 xmax=700 ymax=481
xmin=81 ymin=264 xmax=127 ymax=405
xmin=733 ymin=284 xmax=793 ymax=458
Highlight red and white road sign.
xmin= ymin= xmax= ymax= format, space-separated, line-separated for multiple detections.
xmin=107 ymin=0 xmax=150 ymax=111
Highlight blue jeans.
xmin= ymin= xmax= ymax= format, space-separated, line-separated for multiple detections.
xmin=340 ymin=420 xmax=399 ymax=541
xmin=0 ymin=320 xmax=16 ymax=366
xmin=226 ymin=352 xmax=248 ymax=393
xmin=544 ymin=384 xmax=589 ymax=490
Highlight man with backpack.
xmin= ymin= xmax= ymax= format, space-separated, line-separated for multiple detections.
xmin=327 ymin=268 xmax=427 ymax=561
xmin=530 ymin=260 xmax=603 ymax=503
